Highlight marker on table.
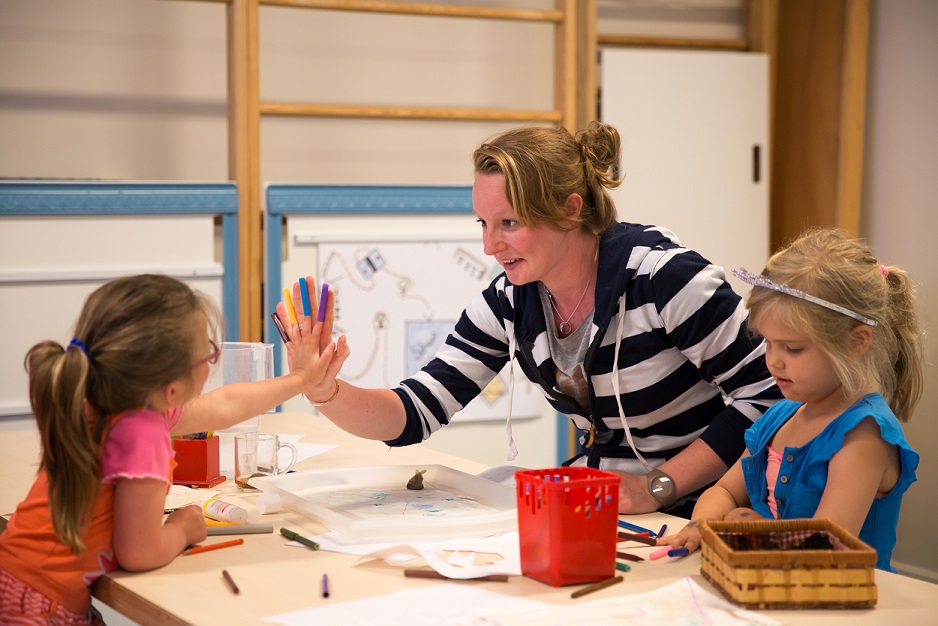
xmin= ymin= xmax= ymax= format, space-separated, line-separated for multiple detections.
xmin=570 ymin=575 xmax=623 ymax=599
xmin=317 ymin=283 xmax=330 ymax=322
xmin=616 ymin=531 xmax=657 ymax=546
xmin=183 ymin=538 xmax=244 ymax=556
xmin=650 ymin=545 xmax=689 ymax=559
xmin=657 ymin=523 xmax=668 ymax=539
xmin=222 ymin=569 xmax=240 ymax=595
xmin=618 ymin=519 xmax=657 ymax=536
xmin=280 ymin=527 xmax=320 ymax=550
xmin=615 ymin=550 xmax=644 ymax=562
xmin=282 ymin=288 xmax=298 ymax=325
xmin=299 ymin=277 xmax=312 ymax=317
xmin=403 ymin=569 xmax=509 ymax=582
xmin=321 ymin=573 xmax=330 ymax=598
xmin=616 ymin=561 xmax=631 ymax=573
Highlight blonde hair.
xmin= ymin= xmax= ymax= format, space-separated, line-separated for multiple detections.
xmin=25 ymin=274 xmax=221 ymax=553
xmin=746 ymin=228 xmax=924 ymax=421
xmin=472 ymin=121 xmax=622 ymax=234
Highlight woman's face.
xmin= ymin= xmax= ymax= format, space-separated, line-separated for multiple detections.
xmin=472 ymin=172 xmax=570 ymax=286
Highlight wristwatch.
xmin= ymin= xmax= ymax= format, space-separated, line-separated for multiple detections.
xmin=646 ymin=469 xmax=678 ymax=510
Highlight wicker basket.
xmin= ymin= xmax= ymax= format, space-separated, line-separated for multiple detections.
xmin=699 ymin=518 xmax=877 ymax=609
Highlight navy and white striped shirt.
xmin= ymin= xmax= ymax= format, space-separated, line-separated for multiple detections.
xmin=389 ymin=222 xmax=781 ymax=474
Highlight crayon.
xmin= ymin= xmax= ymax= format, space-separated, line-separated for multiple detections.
xmin=183 ymin=538 xmax=244 ymax=556
xmin=570 ymin=575 xmax=623 ymax=599
xmin=299 ymin=277 xmax=312 ymax=317
xmin=283 ymin=288 xmax=298 ymax=325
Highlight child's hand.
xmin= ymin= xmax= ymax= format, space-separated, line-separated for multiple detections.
xmin=656 ymin=519 xmax=708 ymax=554
xmin=164 ymin=504 xmax=207 ymax=548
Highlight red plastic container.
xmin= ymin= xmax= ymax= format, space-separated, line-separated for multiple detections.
xmin=515 ymin=467 xmax=620 ymax=586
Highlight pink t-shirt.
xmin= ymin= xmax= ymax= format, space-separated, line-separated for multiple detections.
xmin=0 ymin=406 xmax=181 ymax=616
xmin=765 ymin=445 xmax=782 ymax=518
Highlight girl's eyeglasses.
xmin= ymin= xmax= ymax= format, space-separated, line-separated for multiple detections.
xmin=192 ymin=339 xmax=221 ymax=369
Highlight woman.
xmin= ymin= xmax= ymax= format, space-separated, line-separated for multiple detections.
xmin=286 ymin=122 xmax=781 ymax=516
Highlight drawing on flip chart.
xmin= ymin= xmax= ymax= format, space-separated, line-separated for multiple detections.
xmin=316 ymin=240 xmax=543 ymax=421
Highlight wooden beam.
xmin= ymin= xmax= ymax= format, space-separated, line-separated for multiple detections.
xmin=259 ymin=0 xmax=562 ymax=22
xmin=597 ymin=34 xmax=747 ymax=50
xmin=259 ymin=102 xmax=562 ymax=122
xmin=227 ymin=0 xmax=262 ymax=342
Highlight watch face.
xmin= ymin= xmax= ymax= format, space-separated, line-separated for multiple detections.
xmin=651 ymin=476 xmax=674 ymax=498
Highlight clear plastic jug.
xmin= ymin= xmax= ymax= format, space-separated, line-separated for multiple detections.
xmin=205 ymin=342 xmax=274 ymax=477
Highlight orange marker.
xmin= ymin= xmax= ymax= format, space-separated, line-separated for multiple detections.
xmin=183 ymin=538 xmax=244 ymax=556
xmin=282 ymin=288 xmax=298 ymax=325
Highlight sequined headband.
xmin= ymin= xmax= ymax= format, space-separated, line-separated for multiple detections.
xmin=732 ymin=268 xmax=877 ymax=327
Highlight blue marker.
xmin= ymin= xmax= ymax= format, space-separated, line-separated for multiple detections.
xmin=617 ymin=519 xmax=657 ymax=536
xmin=299 ymin=277 xmax=312 ymax=317
xmin=667 ymin=547 xmax=689 ymax=558
xmin=318 ymin=283 xmax=330 ymax=322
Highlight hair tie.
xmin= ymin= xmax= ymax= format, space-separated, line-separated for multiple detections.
xmin=68 ymin=338 xmax=92 ymax=359
xmin=880 ymin=264 xmax=889 ymax=277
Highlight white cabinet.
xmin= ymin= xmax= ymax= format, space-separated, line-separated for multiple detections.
xmin=601 ymin=48 xmax=770 ymax=289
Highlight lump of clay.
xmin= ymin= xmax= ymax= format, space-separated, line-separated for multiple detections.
xmin=406 ymin=469 xmax=427 ymax=490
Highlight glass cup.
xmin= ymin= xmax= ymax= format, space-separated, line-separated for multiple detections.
xmin=204 ymin=342 xmax=274 ymax=477
xmin=234 ymin=432 xmax=297 ymax=492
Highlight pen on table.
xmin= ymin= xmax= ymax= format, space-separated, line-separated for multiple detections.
xmin=616 ymin=561 xmax=632 ymax=573
xmin=650 ymin=545 xmax=689 ymax=559
xmin=183 ymin=538 xmax=244 ymax=556
xmin=280 ymin=527 xmax=320 ymax=550
xmin=321 ymin=573 xmax=330 ymax=598
xmin=570 ymin=575 xmax=623 ymax=599
xmin=282 ymin=288 xmax=298 ymax=325
xmin=617 ymin=531 xmax=657 ymax=546
xmin=299 ymin=277 xmax=312 ymax=317
xmin=222 ymin=569 xmax=240 ymax=595
xmin=403 ymin=569 xmax=510 ymax=582
xmin=618 ymin=519 xmax=657 ymax=536
xmin=207 ymin=523 xmax=274 ymax=536
xmin=271 ymin=312 xmax=289 ymax=343
xmin=657 ymin=523 xmax=668 ymax=538
xmin=615 ymin=550 xmax=644 ymax=562
xmin=317 ymin=283 xmax=330 ymax=322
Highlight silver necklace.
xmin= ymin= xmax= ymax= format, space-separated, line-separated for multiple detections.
xmin=547 ymin=248 xmax=598 ymax=337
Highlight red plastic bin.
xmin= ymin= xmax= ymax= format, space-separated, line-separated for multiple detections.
xmin=515 ymin=467 xmax=620 ymax=586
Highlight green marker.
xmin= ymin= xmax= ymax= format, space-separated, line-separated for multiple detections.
xmin=280 ymin=527 xmax=320 ymax=550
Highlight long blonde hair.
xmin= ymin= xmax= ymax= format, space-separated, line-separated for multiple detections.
xmin=25 ymin=274 xmax=220 ymax=553
xmin=746 ymin=228 xmax=924 ymax=421
xmin=472 ymin=121 xmax=622 ymax=235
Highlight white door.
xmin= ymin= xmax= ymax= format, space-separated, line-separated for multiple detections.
xmin=601 ymin=48 xmax=769 ymax=291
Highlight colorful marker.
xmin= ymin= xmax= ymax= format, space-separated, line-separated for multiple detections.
xmin=618 ymin=519 xmax=657 ymax=536
xmin=299 ymin=277 xmax=312 ymax=317
xmin=321 ymin=573 xmax=330 ymax=598
xmin=280 ymin=527 xmax=320 ymax=550
xmin=222 ymin=569 xmax=240 ymax=594
xmin=317 ymin=283 xmax=329 ymax=322
xmin=282 ymin=288 xmax=298 ymax=325
xmin=570 ymin=575 xmax=623 ymax=599
xmin=668 ymin=547 xmax=690 ymax=558
xmin=271 ymin=312 xmax=289 ymax=343
xmin=649 ymin=546 xmax=671 ymax=560
xmin=183 ymin=538 xmax=244 ymax=556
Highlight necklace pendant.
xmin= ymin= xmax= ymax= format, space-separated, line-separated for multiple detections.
xmin=558 ymin=321 xmax=573 ymax=336
xmin=585 ymin=425 xmax=595 ymax=448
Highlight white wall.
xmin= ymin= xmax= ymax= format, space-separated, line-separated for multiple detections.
xmin=863 ymin=0 xmax=938 ymax=582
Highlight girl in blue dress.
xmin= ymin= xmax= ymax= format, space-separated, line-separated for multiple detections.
xmin=660 ymin=228 xmax=924 ymax=571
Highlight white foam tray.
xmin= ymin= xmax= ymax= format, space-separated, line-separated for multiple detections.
xmin=249 ymin=464 xmax=517 ymax=542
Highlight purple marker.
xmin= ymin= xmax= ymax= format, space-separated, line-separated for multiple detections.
xmin=321 ymin=573 xmax=330 ymax=598
xmin=317 ymin=283 xmax=330 ymax=322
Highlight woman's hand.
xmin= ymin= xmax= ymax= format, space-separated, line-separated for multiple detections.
xmin=610 ymin=470 xmax=659 ymax=514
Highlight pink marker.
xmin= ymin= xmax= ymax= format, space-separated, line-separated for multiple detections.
xmin=317 ymin=283 xmax=330 ymax=322
xmin=649 ymin=546 xmax=671 ymax=560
